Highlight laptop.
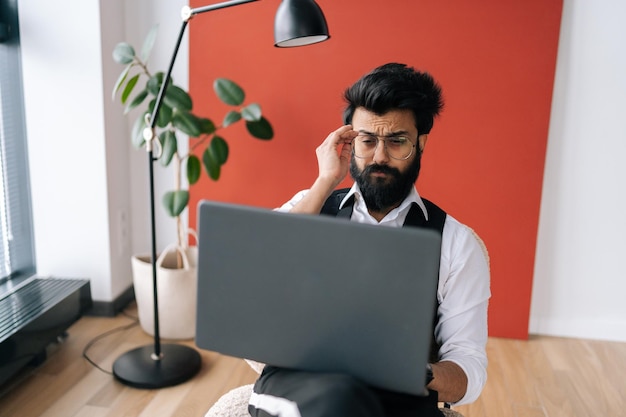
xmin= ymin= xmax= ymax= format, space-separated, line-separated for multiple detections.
xmin=195 ymin=200 xmax=441 ymax=395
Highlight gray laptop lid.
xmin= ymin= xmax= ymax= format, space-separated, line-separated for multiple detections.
xmin=195 ymin=200 xmax=441 ymax=395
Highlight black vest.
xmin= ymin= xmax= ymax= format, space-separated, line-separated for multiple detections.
xmin=321 ymin=188 xmax=446 ymax=363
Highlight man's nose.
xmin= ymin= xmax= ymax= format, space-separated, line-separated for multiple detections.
xmin=372 ymin=139 xmax=390 ymax=164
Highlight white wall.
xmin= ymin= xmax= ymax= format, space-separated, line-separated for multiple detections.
xmin=530 ymin=0 xmax=626 ymax=342
xmin=19 ymin=0 xmax=117 ymax=300
xmin=19 ymin=0 xmax=186 ymax=302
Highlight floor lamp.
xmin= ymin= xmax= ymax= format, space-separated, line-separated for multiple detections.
xmin=112 ymin=0 xmax=330 ymax=389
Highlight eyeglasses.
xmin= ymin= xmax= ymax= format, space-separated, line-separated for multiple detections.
xmin=352 ymin=134 xmax=417 ymax=160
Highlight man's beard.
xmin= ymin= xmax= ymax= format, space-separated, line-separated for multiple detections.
xmin=349 ymin=154 xmax=421 ymax=212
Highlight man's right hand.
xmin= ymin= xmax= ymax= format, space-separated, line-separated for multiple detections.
xmin=289 ymin=125 xmax=357 ymax=215
xmin=315 ymin=125 xmax=357 ymax=189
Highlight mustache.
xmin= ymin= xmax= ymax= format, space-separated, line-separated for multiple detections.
xmin=362 ymin=164 xmax=401 ymax=177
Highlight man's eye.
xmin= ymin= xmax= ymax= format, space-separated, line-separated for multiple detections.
xmin=360 ymin=137 xmax=377 ymax=145
xmin=388 ymin=137 xmax=407 ymax=146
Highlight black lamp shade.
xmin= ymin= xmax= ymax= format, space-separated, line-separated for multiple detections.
xmin=274 ymin=0 xmax=330 ymax=47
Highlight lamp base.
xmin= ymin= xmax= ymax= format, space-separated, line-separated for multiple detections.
xmin=112 ymin=344 xmax=202 ymax=389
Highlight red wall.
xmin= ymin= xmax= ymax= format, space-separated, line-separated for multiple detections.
xmin=188 ymin=0 xmax=563 ymax=339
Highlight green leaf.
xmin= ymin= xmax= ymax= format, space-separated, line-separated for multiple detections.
xmin=214 ymin=78 xmax=245 ymax=106
xmin=241 ymin=103 xmax=262 ymax=122
xmin=112 ymin=64 xmax=132 ymax=101
xmin=187 ymin=155 xmax=201 ymax=185
xmin=198 ymin=117 xmax=216 ymax=135
xmin=131 ymin=113 xmax=148 ymax=149
xmin=113 ymin=42 xmax=135 ymax=65
xmin=202 ymin=148 xmax=221 ymax=180
xmin=223 ymin=110 xmax=242 ymax=127
xmin=163 ymin=85 xmax=192 ymax=112
xmin=162 ymin=190 xmax=189 ymax=217
xmin=121 ymin=74 xmax=140 ymax=105
xmin=246 ymin=116 xmax=274 ymax=140
xmin=140 ymin=24 xmax=158 ymax=62
xmin=147 ymin=72 xmax=166 ymax=96
xmin=158 ymin=105 xmax=173 ymax=128
xmin=148 ymin=98 xmax=173 ymax=129
xmin=209 ymin=136 xmax=229 ymax=165
xmin=124 ymin=89 xmax=148 ymax=114
xmin=172 ymin=111 xmax=203 ymax=137
xmin=159 ymin=130 xmax=177 ymax=167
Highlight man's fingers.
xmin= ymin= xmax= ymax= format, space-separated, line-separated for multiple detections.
xmin=324 ymin=125 xmax=357 ymax=147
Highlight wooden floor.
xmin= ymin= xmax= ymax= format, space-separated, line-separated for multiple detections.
xmin=0 ymin=306 xmax=624 ymax=417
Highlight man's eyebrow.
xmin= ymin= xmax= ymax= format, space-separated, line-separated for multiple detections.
xmin=357 ymin=129 xmax=410 ymax=136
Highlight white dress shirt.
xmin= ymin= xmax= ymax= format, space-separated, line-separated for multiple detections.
xmin=277 ymin=184 xmax=491 ymax=405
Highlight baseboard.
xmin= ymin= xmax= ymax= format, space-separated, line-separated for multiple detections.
xmin=87 ymin=285 xmax=135 ymax=317
xmin=529 ymin=317 xmax=626 ymax=342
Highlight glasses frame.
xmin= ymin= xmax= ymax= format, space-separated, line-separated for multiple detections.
xmin=352 ymin=134 xmax=417 ymax=161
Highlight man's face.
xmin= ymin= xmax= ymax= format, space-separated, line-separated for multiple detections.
xmin=349 ymin=107 xmax=427 ymax=212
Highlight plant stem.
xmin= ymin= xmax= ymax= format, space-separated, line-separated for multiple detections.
xmin=134 ymin=58 xmax=152 ymax=78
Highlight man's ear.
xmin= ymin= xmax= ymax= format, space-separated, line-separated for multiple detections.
xmin=418 ymin=134 xmax=428 ymax=153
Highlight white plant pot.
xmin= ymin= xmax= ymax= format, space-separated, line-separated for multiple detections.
xmin=131 ymin=244 xmax=198 ymax=340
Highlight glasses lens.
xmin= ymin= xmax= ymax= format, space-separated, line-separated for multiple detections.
xmin=353 ymin=135 xmax=414 ymax=160
xmin=353 ymin=134 xmax=376 ymax=158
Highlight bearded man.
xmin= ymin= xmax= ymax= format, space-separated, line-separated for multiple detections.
xmin=248 ymin=63 xmax=490 ymax=417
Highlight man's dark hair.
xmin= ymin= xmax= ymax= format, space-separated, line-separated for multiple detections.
xmin=343 ymin=63 xmax=444 ymax=135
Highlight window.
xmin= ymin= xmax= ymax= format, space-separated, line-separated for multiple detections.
xmin=0 ymin=0 xmax=36 ymax=285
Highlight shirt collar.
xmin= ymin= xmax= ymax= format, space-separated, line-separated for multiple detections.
xmin=339 ymin=183 xmax=429 ymax=221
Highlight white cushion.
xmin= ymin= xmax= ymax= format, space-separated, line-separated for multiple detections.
xmin=205 ymin=384 xmax=254 ymax=417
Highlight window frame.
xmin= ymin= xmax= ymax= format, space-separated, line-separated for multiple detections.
xmin=0 ymin=0 xmax=36 ymax=286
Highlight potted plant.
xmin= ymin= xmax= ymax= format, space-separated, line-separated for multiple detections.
xmin=112 ymin=25 xmax=273 ymax=339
